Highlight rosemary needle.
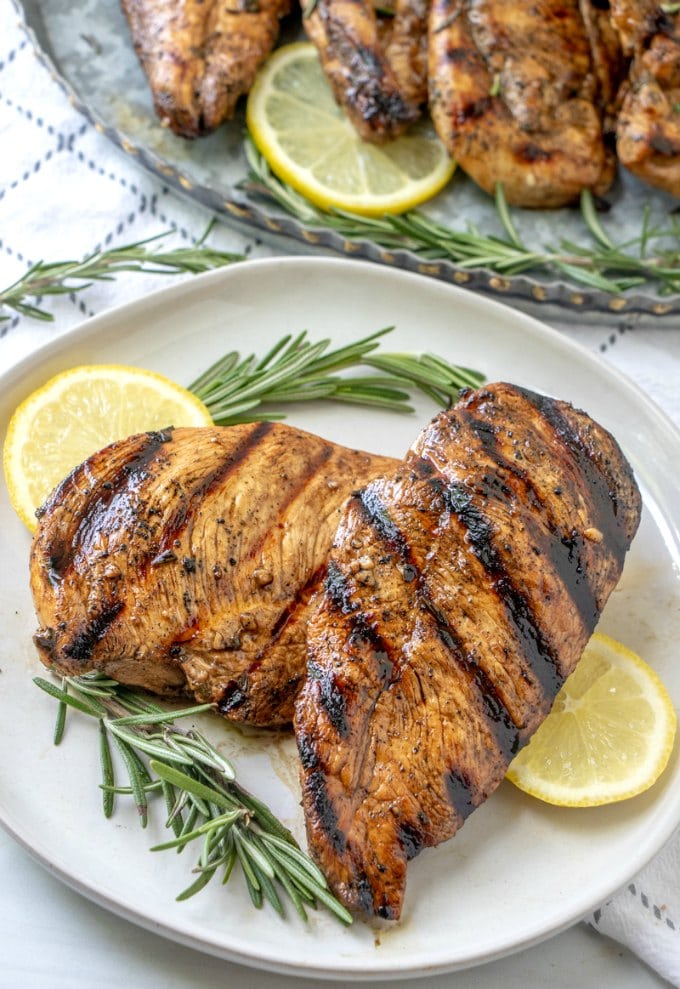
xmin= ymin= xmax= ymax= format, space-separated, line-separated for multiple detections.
xmin=242 ymin=137 xmax=680 ymax=297
xmin=34 ymin=672 xmax=352 ymax=925
xmin=188 ymin=327 xmax=484 ymax=424
xmin=0 ymin=227 xmax=243 ymax=324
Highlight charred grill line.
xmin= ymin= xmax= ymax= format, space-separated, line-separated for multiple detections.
xmin=305 ymin=768 xmax=348 ymax=854
xmin=357 ymin=487 xmax=410 ymax=558
xmin=307 ymin=659 xmax=349 ymax=736
xmin=243 ymin=443 xmax=336 ymax=561
xmin=158 ymin=420 xmax=275 ymax=554
xmin=358 ymin=482 xmax=521 ymax=762
xmin=517 ymin=387 xmax=630 ymax=564
xmin=434 ymin=621 xmax=521 ymax=760
xmin=62 ymin=600 xmax=125 ymax=663
xmin=217 ymin=565 xmax=326 ymax=715
xmin=460 ymin=409 xmax=601 ymax=630
xmin=434 ymin=475 xmax=564 ymax=698
xmin=42 ymin=428 xmax=174 ymax=581
xmin=319 ymin=559 xmax=397 ymax=734
xmin=214 ymin=443 xmax=338 ymax=719
xmin=445 ymin=768 xmax=477 ymax=821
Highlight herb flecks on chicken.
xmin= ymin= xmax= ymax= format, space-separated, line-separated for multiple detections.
xmin=301 ymin=0 xmax=422 ymax=142
xmin=427 ymin=0 xmax=614 ymax=207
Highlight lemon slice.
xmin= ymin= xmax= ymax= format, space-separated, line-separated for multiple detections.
xmin=246 ymin=42 xmax=456 ymax=216
xmin=507 ymin=633 xmax=677 ymax=807
xmin=3 ymin=364 xmax=212 ymax=531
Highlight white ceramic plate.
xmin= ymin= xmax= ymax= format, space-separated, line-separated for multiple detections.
xmin=1 ymin=257 xmax=679 ymax=981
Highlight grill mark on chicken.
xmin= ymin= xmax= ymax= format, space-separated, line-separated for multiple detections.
xmin=404 ymin=456 xmax=566 ymax=701
xmin=316 ymin=558 xmax=397 ymax=736
xmin=217 ymin=561 xmax=328 ymax=716
xmin=449 ymin=410 xmax=601 ymax=632
xmin=41 ymin=428 xmax=174 ymax=582
xmin=356 ymin=485 xmax=521 ymax=759
xmin=306 ymin=767 xmax=349 ymax=855
xmin=296 ymin=382 xmax=641 ymax=919
xmin=216 ymin=441 xmax=339 ymax=719
xmin=302 ymin=0 xmax=421 ymax=142
xmin=445 ymin=768 xmax=477 ymax=820
xmin=62 ymin=600 xmax=126 ymax=663
xmin=158 ymin=420 xmax=275 ymax=557
xmin=431 ymin=621 xmax=521 ymax=763
xmin=517 ymin=387 xmax=630 ymax=567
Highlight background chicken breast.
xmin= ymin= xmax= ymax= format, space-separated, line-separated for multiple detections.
xmin=302 ymin=0 xmax=421 ymax=142
xmin=428 ymin=0 xmax=612 ymax=206
xmin=31 ymin=423 xmax=395 ymax=726
xmin=611 ymin=2 xmax=680 ymax=197
xmin=121 ymin=0 xmax=291 ymax=138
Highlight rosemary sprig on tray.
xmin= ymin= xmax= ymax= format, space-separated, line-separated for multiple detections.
xmin=34 ymin=671 xmax=352 ymax=925
xmin=189 ymin=326 xmax=484 ymax=423
xmin=0 ymin=229 xmax=243 ymax=324
xmin=242 ymin=138 xmax=680 ymax=297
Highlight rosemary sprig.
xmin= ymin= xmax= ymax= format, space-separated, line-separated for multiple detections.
xmin=34 ymin=672 xmax=352 ymax=925
xmin=189 ymin=326 xmax=484 ymax=423
xmin=242 ymin=138 xmax=680 ymax=297
xmin=0 ymin=228 xmax=243 ymax=324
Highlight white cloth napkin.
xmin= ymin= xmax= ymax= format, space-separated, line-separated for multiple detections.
xmin=589 ymin=828 xmax=680 ymax=986
xmin=1 ymin=2 xmax=680 ymax=984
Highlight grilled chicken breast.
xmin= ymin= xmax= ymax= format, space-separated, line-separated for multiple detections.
xmin=428 ymin=0 xmax=613 ymax=206
xmin=31 ymin=423 xmax=395 ymax=726
xmin=611 ymin=2 xmax=680 ymax=197
xmin=121 ymin=0 xmax=291 ymax=138
xmin=295 ymin=382 xmax=641 ymax=919
xmin=579 ymin=0 xmax=628 ymax=173
xmin=302 ymin=0 xmax=421 ymax=142
xmin=384 ymin=0 xmax=430 ymax=107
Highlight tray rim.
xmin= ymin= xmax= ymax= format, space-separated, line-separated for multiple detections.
xmin=13 ymin=0 xmax=680 ymax=323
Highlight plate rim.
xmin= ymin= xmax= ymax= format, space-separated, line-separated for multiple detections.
xmin=1 ymin=255 xmax=680 ymax=980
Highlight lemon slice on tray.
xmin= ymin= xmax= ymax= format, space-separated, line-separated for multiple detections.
xmin=246 ymin=42 xmax=456 ymax=217
xmin=3 ymin=364 xmax=212 ymax=532
xmin=507 ymin=633 xmax=677 ymax=807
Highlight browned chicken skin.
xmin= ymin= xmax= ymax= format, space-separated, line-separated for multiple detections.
xmin=611 ymin=2 xmax=680 ymax=196
xmin=579 ymin=0 xmax=628 ymax=184
xmin=295 ymin=382 xmax=641 ymax=919
xmin=428 ymin=0 xmax=612 ymax=206
xmin=384 ymin=0 xmax=431 ymax=107
xmin=30 ymin=423 xmax=395 ymax=726
xmin=302 ymin=0 xmax=422 ymax=141
xmin=121 ymin=0 xmax=291 ymax=138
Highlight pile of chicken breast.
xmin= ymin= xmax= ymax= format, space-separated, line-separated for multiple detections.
xmin=122 ymin=0 xmax=680 ymax=205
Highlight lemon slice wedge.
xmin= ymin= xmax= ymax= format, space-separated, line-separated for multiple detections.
xmin=507 ymin=633 xmax=677 ymax=807
xmin=246 ymin=42 xmax=456 ymax=216
xmin=3 ymin=364 xmax=212 ymax=531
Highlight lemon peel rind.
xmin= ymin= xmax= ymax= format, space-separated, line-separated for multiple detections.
xmin=506 ymin=633 xmax=677 ymax=808
xmin=3 ymin=364 xmax=212 ymax=533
